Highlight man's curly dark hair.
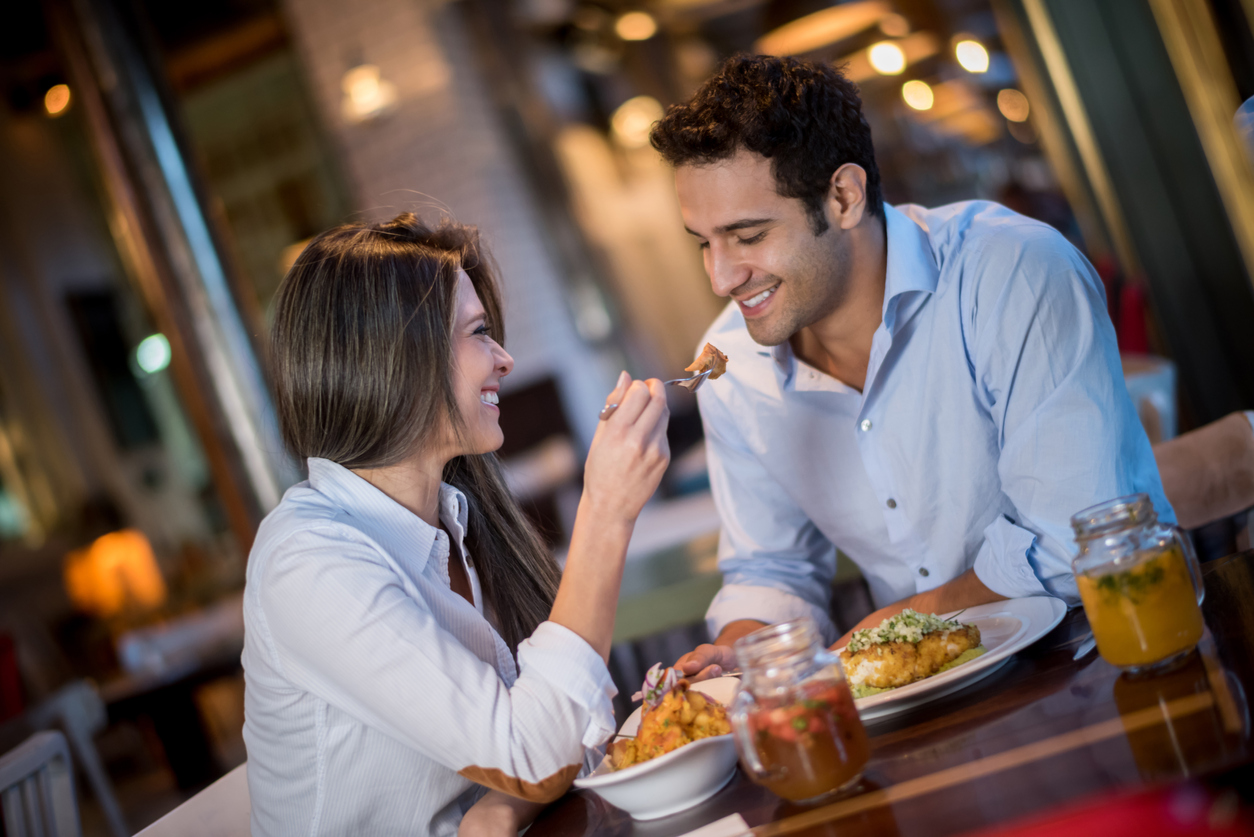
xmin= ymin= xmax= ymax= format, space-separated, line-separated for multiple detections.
xmin=650 ymin=55 xmax=882 ymax=234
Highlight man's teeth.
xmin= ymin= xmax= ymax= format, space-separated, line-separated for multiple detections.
xmin=480 ymin=391 xmax=499 ymax=405
xmin=744 ymin=286 xmax=777 ymax=308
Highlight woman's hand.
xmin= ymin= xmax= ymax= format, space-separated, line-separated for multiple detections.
xmin=582 ymin=371 xmax=671 ymax=526
xmin=458 ymin=791 xmax=545 ymax=837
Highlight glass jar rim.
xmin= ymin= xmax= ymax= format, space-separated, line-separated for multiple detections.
xmin=1070 ymin=493 xmax=1157 ymax=540
xmin=732 ymin=618 xmax=821 ymax=672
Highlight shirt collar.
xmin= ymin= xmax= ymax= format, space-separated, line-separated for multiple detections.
xmin=766 ymin=204 xmax=938 ymax=390
xmin=881 ymin=203 xmax=940 ymax=334
xmin=306 ymin=457 xmax=469 ymax=574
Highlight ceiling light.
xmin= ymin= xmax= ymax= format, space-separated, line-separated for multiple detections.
xmin=44 ymin=84 xmax=71 ymax=117
xmin=868 ymin=41 xmax=906 ymax=75
xmin=955 ymin=40 xmax=989 ymax=73
xmin=902 ymin=80 xmax=934 ymax=111
xmin=997 ymin=89 xmax=1030 ymax=122
xmin=615 ymin=11 xmax=657 ymax=40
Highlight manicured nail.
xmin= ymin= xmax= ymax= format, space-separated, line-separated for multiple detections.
xmin=710 ymin=666 xmax=722 ymax=676
xmin=617 ymin=370 xmax=629 ymax=388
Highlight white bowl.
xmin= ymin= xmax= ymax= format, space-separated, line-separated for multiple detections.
xmin=574 ymin=676 xmax=741 ymax=820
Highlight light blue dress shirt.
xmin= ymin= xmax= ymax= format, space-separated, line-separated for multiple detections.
xmin=698 ymin=202 xmax=1172 ymax=643
xmin=242 ymin=458 xmax=615 ymax=837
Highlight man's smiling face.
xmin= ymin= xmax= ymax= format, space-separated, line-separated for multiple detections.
xmin=676 ymin=148 xmax=851 ymax=347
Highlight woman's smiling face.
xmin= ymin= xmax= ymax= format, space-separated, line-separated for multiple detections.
xmin=449 ymin=268 xmax=514 ymax=456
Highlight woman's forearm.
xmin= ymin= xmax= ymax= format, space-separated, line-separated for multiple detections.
xmin=549 ymin=493 xmax=635 ymax=661
xmin=459 ymin=790 xmax=547 ymax=837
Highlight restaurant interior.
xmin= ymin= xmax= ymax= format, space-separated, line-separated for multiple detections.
xmin=1 ymin=0 xmax=1253 ymax=834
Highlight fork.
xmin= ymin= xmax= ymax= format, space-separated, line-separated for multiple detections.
xmin=599 ymin=369 xmax=713 ymax=420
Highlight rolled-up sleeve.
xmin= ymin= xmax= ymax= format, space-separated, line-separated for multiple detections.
xmin=967 ymin=228 xmax=1173 ymax=605
xmin=699 ymin=388 xmax=838 ymax=643
xmin=254 ymin=529 xmax=615 ymax=803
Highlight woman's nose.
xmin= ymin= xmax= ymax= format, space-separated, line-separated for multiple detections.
xmin=495 ymin=345 xmax=515 ymax=377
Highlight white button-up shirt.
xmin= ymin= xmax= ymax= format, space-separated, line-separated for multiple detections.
xmin=242 ymin=458 xmax=616 ymax=836
xmin=699 ymin=202 xmax=1173 ymax=642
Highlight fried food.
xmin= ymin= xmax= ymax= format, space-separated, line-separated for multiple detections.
xmin=839 ymin=609 xmax=983 ymax=695
xmin=685 ymin=343 xmax=728 ymax=380
xmin=609 ymin=673 xmax=731 ymax=770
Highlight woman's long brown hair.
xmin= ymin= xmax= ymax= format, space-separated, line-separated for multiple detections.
xmin=269 ymin=213 xmax=559 ymax=652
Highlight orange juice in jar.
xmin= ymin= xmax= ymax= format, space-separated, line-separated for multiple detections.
xmin=1072 ymin=495 xmax=1205 ymax=674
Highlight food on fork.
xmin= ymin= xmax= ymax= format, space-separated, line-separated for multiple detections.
xmin=608 ymin=664 xmax=732 ymax=770
xmin=839 ymin=610 xmax=985 ymax=698
xmin=685 ymin=343 xmax=729 ymax=380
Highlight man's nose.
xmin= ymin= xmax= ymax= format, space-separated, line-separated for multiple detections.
xmin=706 ymin=245 xmax=749 ymax=298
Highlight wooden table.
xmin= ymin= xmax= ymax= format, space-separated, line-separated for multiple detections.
xmin=531 ymin=550 xmax=1254 ymax=837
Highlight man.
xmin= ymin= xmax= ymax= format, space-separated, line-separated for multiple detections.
xmin=648 ymin=55 xmax=1172 ymax=679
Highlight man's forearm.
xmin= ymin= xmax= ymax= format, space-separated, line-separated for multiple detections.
xmin=713 ymin=619 xmax=768 ymax=649
xmin=833 ymin=568 xmax=1006 ymax=648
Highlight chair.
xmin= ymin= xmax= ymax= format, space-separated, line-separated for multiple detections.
xmin=0 ymin=681 xmax=127 ymax=837
xmin=1154 ymin=411 xmax=1254 ymax=530
xmin=134 ymin=762 xmax=250 ymax=837
xmin=0 ymin=730 xmax=81 ymax=837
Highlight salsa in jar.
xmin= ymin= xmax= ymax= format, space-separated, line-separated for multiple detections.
xmin=744 ymin=678 xmax=869 ymax=802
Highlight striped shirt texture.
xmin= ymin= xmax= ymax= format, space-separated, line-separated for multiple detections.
xmin=242 ymin=457 xmax=616 ymax=836
xmin=699 ymin=202 xmax=1172 ymax=642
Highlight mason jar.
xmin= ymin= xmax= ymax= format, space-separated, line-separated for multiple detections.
xmin=728 ymin=618 xmax=869 ymax=804
xmin=1071 ymin=493 xmax=1205 ymax=675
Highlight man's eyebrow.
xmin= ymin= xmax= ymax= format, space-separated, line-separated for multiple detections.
xmin=684 ymin=218 xmax=775 ymax=237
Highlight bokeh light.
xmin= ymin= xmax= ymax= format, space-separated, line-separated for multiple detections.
xmin=136 ymin=334 xmax=171 ymax=374
xmin=902 ymin=80 xmax=934 ymax=111
xmin=44 ymin=84 xmax=71 ymax=117
xmin=615 ymin=11 xmax=657 ymax=41
xmin=997 ymin=89 xmax=1030 ymax=122
xmin=868 ymin=41 xmax=906 ymax=75
xmin=611 ymin=95 xmax=664 ymax=148
xmin=955 ymin=40 xmax=989 ymax=73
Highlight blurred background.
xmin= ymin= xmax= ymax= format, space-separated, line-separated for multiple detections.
xmin=0 ymin=0 xmax=1251 ymax=832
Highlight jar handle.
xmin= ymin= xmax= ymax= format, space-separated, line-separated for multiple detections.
xmin=1171 ymin=525 xmax=1206 ymax=607
xmin=729 ymin=694 xmax=772 ymax=782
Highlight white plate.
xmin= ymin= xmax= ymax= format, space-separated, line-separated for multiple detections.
xmin=573 ymin=677 xmax=740 ymax=820
xmin=844 ymin=596 xmax=1067 ymax=721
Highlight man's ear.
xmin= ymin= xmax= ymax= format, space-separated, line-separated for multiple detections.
xmin=826 ymin=164 xmax=868 ymax=230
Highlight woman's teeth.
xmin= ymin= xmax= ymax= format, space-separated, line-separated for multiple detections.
xmin=480 ymin=391 xmax=499 ymax=405
xmin=744 ymin=286 xmax=777 ymax=308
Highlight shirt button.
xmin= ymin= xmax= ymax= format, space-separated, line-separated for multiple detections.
xmin=860 ymin=419 xmax=872 ymax=431
xmin=886 ymin=498 xmax=897 ymax=509
xmin=919 ymin=567 xmax=930 ymax=577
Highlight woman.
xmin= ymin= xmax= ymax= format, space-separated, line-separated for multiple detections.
xmin=242 ymin=213 xmax=669 ymax=836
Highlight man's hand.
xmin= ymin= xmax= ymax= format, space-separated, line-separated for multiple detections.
xmin=458 ymin=791 xmax=546 ymax=837
xmin=675 ymin=619 xmax=765 ymax=681
xmin=831 ymin=568 xmax=1006 ymax=649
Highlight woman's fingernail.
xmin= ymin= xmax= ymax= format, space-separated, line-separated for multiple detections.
xmin=710 ymin=666 xmax=722 ymax=676
xmin=618 ymin=370 xmax=630 ymax=387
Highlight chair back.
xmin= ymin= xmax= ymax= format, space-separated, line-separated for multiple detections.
xmin=1154 ymin=412 xmax=1254 ymax=530
xmin=0 ymin=730 xmax=81 ymax=837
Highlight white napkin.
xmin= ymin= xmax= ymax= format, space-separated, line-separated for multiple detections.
xmin=676 ymin=813 xmax=752 ymax=837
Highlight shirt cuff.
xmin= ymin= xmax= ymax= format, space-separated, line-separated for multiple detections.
xmin=705 ymin=584 xmax=837 ymax=646
xmin=516 ymin=621 xmax=617 ymax=749
xmin=972 ymin=515 xmax=1058 ymax=601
